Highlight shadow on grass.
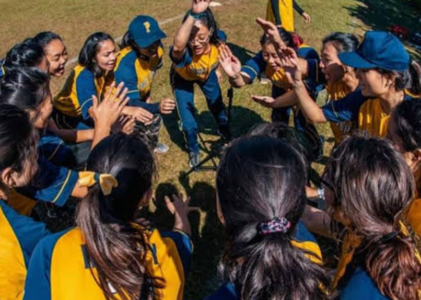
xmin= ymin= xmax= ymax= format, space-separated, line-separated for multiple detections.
xmin=345 ymin=0 xmax=421 ymax=60
xmin=163 ymin=104 xmax=265 ymax=154
xmin=144 ymin=180 xmax=225 ymax=299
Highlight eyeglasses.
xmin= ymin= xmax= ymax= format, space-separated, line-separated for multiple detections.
xmin=188 ymin=34 xmax=210 ymax=45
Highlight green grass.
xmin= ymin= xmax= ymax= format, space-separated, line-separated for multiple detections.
xmin=1 ymin=0 xmax=420 ymax=298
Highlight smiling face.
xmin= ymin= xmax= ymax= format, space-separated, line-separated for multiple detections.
xmin=188 ymin=21 xmax=211 ymax=56
xmin=95 ymin=39 xmax=117 ymax=72
xmin=320 ymin=42 xmax=345 ymax=84
xmin=44 ymin=39 xmax=68 ymax=77
xmin=261 ymin=42 xmax=281 ymax=72
xmin=356 ymin=68 xmax=391 ymax=97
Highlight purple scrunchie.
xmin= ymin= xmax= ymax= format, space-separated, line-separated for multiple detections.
xmin=257 ymin=217 xmax=291 ymax=236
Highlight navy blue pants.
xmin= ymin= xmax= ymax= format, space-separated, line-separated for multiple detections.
xmin=170 ymin=68 xmax=228 ymax=153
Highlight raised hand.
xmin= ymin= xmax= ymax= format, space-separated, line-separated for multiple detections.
xmin=165 ymin=193 xmax=200 ymax=235
xmin=124 ymin=106 xmax=154 ymax=124
xmin=302 ymin=12 xmax=311 ymax=23
xmin=279 ymin=47 xmax=302 ymax=85
xmin=256 ymin=18 xmax=286 ymax=50
xmin=191 ymin=0 xmax=212 ymax=14
xmin=218 ymin=44 xmax=242 ymax=78
xmin=91 ymin=82 xmax=130 ymax=129
xmin=252 ymin=95 xmax=276 ymax=108
xmin=159 ymin=98 xmax=176 ymax=115
xmin=111 ymin=116 xmax=135 ymax=135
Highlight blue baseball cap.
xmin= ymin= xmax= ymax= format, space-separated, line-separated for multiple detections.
xmin=338 ymin=31 xmax=410 ymax=72
xmin=128 ymin=15 xmax=167 ymax=48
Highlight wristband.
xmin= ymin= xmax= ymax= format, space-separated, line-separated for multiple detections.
xmin=189 ymin=10 xmax=206 ymax=20
xmin=317 ymin=187 xmax=325 ymax=201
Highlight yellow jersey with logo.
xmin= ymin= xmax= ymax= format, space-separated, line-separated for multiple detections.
xmin=24 ymin=227 xmax=193 ymax=300
xmin=326 ymin=82 xmax=358 ymax=143
xmin=357 ymin=98 xmax=391 ymax=138
xmin=54 ymin=65 xmax=114 ymax=119
xmin=114 ymin=46 xmax=163 ymax=102
xmin=171 ymin=45 xmax=219 ymax=82
xmin=0 ymin=200 xmax=49 ymax=300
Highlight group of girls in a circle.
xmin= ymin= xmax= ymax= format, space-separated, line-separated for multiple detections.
xmin=1 ymin=0 xmax=421 ymax=299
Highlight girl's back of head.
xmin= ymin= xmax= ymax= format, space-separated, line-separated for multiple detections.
xmin=324 ymin=136 xmax=420 ymax=299
xmin=0 ymin=104 xmax=38 ymax=189
xmin=217 ymin=135 xmax=329 ymax=300
xmin=3 ymin=39 xmax=46 ymax=72
xmin=76 ymin=133 xmax=157 ymax=299
xmin=0 ymin=67 xmax=50 ymax=111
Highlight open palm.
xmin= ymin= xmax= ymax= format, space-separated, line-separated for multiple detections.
xmin=191 ymin=0 xmax=211 ymax=14
xmin=218 ymin=44 xmax=242 ymax=77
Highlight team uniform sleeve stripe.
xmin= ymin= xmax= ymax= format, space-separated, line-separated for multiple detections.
xmin=51 ymin=169 xmax=78 ymax=206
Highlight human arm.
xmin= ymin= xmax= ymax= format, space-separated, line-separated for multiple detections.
xmin=218 ymin=43 xmax=252 ymax=88
xmin=47 ymin=120 xmax=94 ymax=143
xmin=171 ymin=0 xmax=212 ymax=62
xmin=293 ymin=1 xmax=311 ymax=22
xmin=301 ymin=205 xmax=333 ymax=238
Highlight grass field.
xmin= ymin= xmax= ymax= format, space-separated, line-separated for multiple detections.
xmin=1 ymin=0 xmax=420 ymax=298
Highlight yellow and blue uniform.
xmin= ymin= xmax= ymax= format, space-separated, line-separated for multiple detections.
xmin=406 ymin=198 xmax=421 ymax=237
xmin=53 ymin=65 xmax=114 ymax=129
xmin=114 ymin=46 xmax=164 ymax=113
xmin=326 ymin=82 xmax=359 ymax=143
xmin=15 ymin=132 xmax=78 ymax=212
xmin=0 ymin=200 xmax=50 ymax=300
xmin=322 ymin=91 xmax=415 ymax=138
xmin=205 ymin=221 xmax=323 ymax=299
xmin=266 ymin=0 xmax=305 ymax=32
xmin=241 ymin=45 xmax=320 ymax=125
xmin=24 ymin=227 xmax=193 ymax=300
xmin=170 ymin=38 xmax=228 ymax=154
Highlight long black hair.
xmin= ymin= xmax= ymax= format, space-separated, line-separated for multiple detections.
xmin=183 ymin=8 xmax=221 ymax=45
xmin=78 ymin=32 xmax=114 ymax=77
xmin=33 ymin=31 xmax=63 ymax=49
xmin=322 ymin=32 xmax=359 ymax=54
xmin=0 ymin=104 xmax=38 ymax=187
xmin=373 ymin=61 xmax=421 ymax=95
xmin=76 ymin=133 xmax=162 ymax=300
xmin=3 ymin=39 xmax=45 ymax=72
xmin=0 ymin=68 xmax=50 ymax=112
xmin=392 ymin=99 xmax=421 ymax=152
xmin=217 ymin=135 xmax=329 ymax=300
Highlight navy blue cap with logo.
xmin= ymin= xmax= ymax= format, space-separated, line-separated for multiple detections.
xmin=128 ymin=15 xmax=167 ymax=48
xmin=339 ymin=31 xmax=410 ymax=72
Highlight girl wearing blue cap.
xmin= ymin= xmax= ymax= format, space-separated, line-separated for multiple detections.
xmin=303 ymin=136 xmax=421 ymax=300
xmin=53 ymin=32 xmax=153 ymax=130
xmin=0 ymin=104 xmax=50 ymax=300
xmin=24 ymin=133 xmax=198 ymax=300
xmin=115 ymin=16 xmax=176 ymax=153
xmin=206 ymin=135 xmax=329 ymax=300
xmin=170 ymin=0 xmax=229 ymax=167
xmin=270 ymin=27 xmax=421 ymax=138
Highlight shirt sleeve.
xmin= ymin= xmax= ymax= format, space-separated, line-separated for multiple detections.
xmin=23 ymin=231 xmax=67 ymax=300
xmin=17 ymin=157 xmax=78 ymax=207
xmin=169 ymin=46 xmax=193 ymax=67
xmin=114 ymin=56 xmax=160 ymax=114
xmin=0 ymin=201 xmax=50 ymax=266
xmin=160 ymin=230 xmax=193 ymax=277
xmin=241 ymin=51 xmax=266 ymax=83
xmin=269 ymin=0 xmax=282 ymax=25
xmin=293 ymin=0 xmax=305 ymax=15
xmin=322 ymin=90 xmax=366 ymax=123
xmin=75 ymin=70 xmax=97 ymax=120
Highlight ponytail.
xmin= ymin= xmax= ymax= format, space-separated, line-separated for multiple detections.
xmin=217 ymin=136 xmax=329 ymax=300
xmin=76 ymin=134 xmax=161 ymax=300
xmin=365 ymin=230 xmax=421 ymax=300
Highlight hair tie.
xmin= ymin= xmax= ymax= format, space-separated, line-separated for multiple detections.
xmin=257 ymin=217 xmax=291 ymax=236
xmin=381 ymin=231 xmax=399 ymax=242
xmin=78 ymin=171 xmax=118 ymax=196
